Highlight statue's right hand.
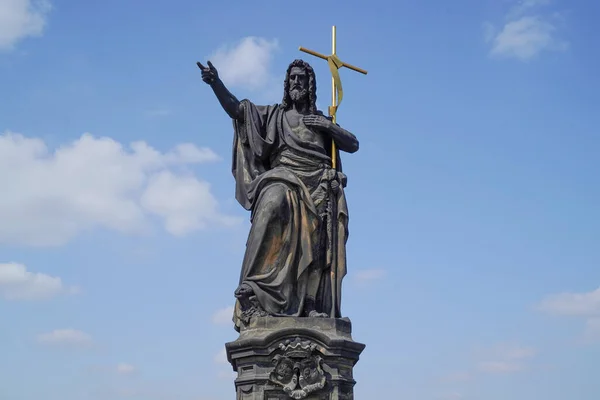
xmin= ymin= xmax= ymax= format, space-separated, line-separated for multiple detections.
xmin=196 ymin=60 xmax=219 ymax=85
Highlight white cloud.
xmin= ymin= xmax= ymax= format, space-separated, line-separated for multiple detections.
xmin=503 ymin=345 xmax=537 ymax=360
xmin=37 ymin=328 xmax=93 ymax=346
xmin=214 ymin=348 xmax=228 ymax=365
xmin=141 ymin=171 xmax=238 ymax=236
xmin=116 ymin=363 xmax=136 ymax=375
xmin=538 ymin=287 xmax=600 ymax=316
xmin=217 ymin=370 xmax=236 ymax=380
xmin=0 ymin=0 xmax=51 ymax=51
xmin=489 ymin=344 xmax=537 ymax=360
xmin=476 ymin=344 xmax=536 ymax=374
xmin=208 ymin=36 xmax=279 ymax=91
xmin=353 ymin=268 xmax=386 ymax=284
xmin=0 ymin=262 xmax=77 ymax=300
xmin=144 ymin=108 xmax=172 ymax=118
xmin=478 ymin=361 xmax=524 ymax=373
xmin=112 ymin=387 xmax=189 ymax=399
xmin=0 ymin=131 xmax=238 ymax=247
xmin=437 ymin=392 xmax=464 ymax=400
xmin=538 ymin=287 xmax=600 ymax=343
xmin=490 ymin=16 xmax=565 ymax=60
xmin=211 ymin=305 xmax=234 ymax=325
xmin=443 ymin=344 xmax=535 ymax=383
xmin=584 ymin=318 xmax=600 ymax=341
xmin=483 ymin=21 xmax=496 ymax=43
xmin=212 ymin=347 xmax=235 ymax=382
xmin=484 ymin=0 xmax=567 ymax=60
xmin=507 ymin=0 xmax=551 ymax=20
xmin=440 ymin=371 xmax=473 ymax=383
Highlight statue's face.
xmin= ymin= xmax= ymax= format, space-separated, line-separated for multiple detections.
xmin=289 ymin=67 xmax=308 ymax=90
xmin=288 ymin=66 xmax=309 ymax=102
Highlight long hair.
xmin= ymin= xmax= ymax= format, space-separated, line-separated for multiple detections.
xmin=281 ymin=59 xmax=317 ymax=113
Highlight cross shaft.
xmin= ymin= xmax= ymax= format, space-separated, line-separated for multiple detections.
xmin=299 ymin=26 xmax=367 ymax=169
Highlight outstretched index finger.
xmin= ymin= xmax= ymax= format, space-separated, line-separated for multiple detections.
xmin=207 ymin=60 xmax=216 ymax=70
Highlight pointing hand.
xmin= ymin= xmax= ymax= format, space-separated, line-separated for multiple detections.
xmin=196 ymin=60 xmax=219 ymax=85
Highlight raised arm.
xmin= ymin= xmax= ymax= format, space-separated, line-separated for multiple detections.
xmin=197 ymin=61 xmax=244 ymax=121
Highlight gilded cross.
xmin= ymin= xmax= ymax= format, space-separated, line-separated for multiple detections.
xmin=299 ymin=26 xmax=367 ymax=169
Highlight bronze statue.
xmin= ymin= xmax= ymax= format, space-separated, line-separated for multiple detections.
xmin=197 ymin=59 xmax=359 ymax=331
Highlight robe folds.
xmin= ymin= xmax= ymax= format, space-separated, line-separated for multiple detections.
xmin=231 ymin=99 xmax=349 ymax=331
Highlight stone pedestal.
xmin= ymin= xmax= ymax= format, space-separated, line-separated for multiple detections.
xmin=225 ymin=317 xmax=365 ymax=400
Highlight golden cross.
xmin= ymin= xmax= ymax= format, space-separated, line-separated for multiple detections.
xmin=299 ymin=26 xmax=367 ymax=169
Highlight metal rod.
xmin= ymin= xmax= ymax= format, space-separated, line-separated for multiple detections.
xmin=298 ymin=47 xmax=368 ymax=75
xmin=331 ymin=26 xmax=337 ymax=169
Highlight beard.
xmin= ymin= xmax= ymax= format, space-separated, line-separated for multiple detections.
xmin=289 ymin=87 xmax=308 ymax=103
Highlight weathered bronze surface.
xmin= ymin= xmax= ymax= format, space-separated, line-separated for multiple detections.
xmin=197 ymin=58 xmax=360 ymax=332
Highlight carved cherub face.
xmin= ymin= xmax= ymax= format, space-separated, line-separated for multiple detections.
xmin=300 ymin=358 xmax=317 ymax=380
xmin=275 ymin=358 xmax=295 ymax=382
xmin=288 ymin=67 xmax=309 ymax=102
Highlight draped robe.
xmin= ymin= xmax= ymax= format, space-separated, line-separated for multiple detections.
xmin=231 ymin=99 xmax=349 ymax=331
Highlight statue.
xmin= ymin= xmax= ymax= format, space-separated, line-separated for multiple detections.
xmin=196 ymin=59 xmax=359 ymax=332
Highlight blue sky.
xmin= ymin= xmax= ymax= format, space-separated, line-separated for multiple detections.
xmin=1 ymin=0 xmax=599 ymax=399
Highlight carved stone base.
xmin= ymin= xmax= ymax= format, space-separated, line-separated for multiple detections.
xmin=225 ymin=317 xmax=365 ymax=400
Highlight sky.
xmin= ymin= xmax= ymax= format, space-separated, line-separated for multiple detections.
xmin=1 ymin=0 xmax=599 ymax=399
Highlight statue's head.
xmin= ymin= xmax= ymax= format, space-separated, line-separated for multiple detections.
xmin=281 ymin=59 xmax=317 ymax=113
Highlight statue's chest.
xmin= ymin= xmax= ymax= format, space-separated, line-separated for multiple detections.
xmin=285 ymin=111 xmax=324 ymax=147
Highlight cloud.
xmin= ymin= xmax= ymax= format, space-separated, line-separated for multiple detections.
xmin=217 ymin=370 xmax=236 ymax=380
xmin=110 ymin=387 xmax=197 ymax=400
xmin=0 ymin=131 xmax=239 ymax=246
xmin=116 ymin=363 xmax=136 ymax=375
xmin=502 ymin=345 xmax=537 ymax=359
xmin=36 ymin=328 xmax=93 ymax=346
xmin=214 ymin=347 xmax=235 ymax=380
xmin=537 ymin=287 xmax=600 ymax=316
xmin=208 ymin=36 xmax=279 ymax=91
xmin=443 ymin=344 xmax=536 ymax=386
xmin=140 ymin=171 xmax=238 ymax=236
xmin=353 ymin=268 xmax=386 ymax=284
xmin=211 ymin=306 xmax=234 ymax=325
xmin=0 ymin=262 xmax=78 ymax=300
xmin=437 ymin=392 xmax=464 ymax=400
xmin=440 ymin=371 xmax=473 ymax=383
xmin=0 ymin=0 xmax=51 ymax=51
xmin=478 ymin=360 xmax=524 ymax=373
xmin=484 ymin=0 xmax=567 ymax=60
xmin=214 ymin=348 xmax=228 ymax=365
xmin=507 ymin=0 xmax=551 ymax=20
xmin=583 ymin=318 xmax=600 ymax=341
xmin=538 ymin=287 xmax=600 ymax=342
xmin=144 ymin=108 xmax=172 ymax=118
xmin=489 ymin=16 xmax=565 ymax=60
xmin=477 ymin=344 xmax=536 ymax=374
xmin=490 ymin=344 xmax=537 ymax=360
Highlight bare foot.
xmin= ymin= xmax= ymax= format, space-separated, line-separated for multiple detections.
xmin=235 ymin=283 xmax=255 ymax=311
xmin=234 ymin=283 xmax=254 ymax=298
xmin=308 ymin=310 xmax=329 ymax=318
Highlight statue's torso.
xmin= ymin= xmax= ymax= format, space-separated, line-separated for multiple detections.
xmin=284 ymin=109 xmax=326 ymax=151
xmin=266 ymin=109 xmax=331 ymax=204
